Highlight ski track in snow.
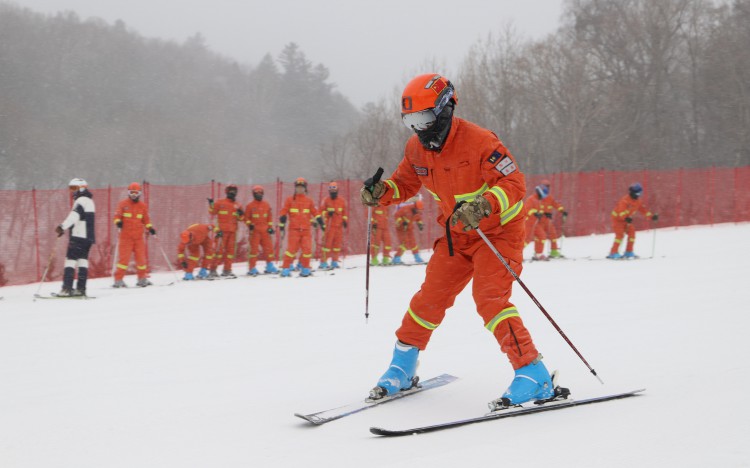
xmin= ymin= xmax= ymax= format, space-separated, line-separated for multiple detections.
xmin=0 ymin=223 xmax=748 ymax=467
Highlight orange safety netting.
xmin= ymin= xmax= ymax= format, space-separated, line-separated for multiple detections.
xmin=1 ymin=166 xmax=748 ymax=287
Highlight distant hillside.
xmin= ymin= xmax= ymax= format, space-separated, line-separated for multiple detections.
xmin=0 ymin=2 xmax=360 ymax=189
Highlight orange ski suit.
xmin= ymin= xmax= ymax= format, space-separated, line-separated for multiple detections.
xmin=279 ymin=193 xmax=319 ymax=269
xmin=113 ymin=198 xmax=153 ymax=280
xmin=609 ymin=194 xmax=654 ymax=254
xmin=319 ymin=196 xmax=348 ymax=263
xmin=244 ymin=199 xmax=276 ymax=269
xmin=209 ymin=197 xmax=243 ymax=272
xmin=177 ymin=224 xmax=215 ymax=273
xmin=377 ymin=117 xmax=538 ymax=370
xmin=393 ymin=203 xmax=423 ymax=256
xmin=524 ymin=195 xmax=544 ymax=254
xmin=370 ymin=207 xmax=393 ymax=260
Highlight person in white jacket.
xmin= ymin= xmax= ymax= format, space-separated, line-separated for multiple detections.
xmin=55 ymin=178 xmax=96 ymax=296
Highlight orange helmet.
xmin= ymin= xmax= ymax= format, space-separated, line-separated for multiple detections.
xmin=225 ymin=184 xmax=238 ymax=193
xmin=180 ymin=230 xmax=192 ymax=244
xmin=401 ymin=74 xmax=457 ymax=131
xmin=252 ymin=185 xmax=264 ymax=194
xmin=295 ymin=177 xmax=307 ymax=188
xmin=328 ymin=182 xmax=338 ymax=192
xmin=128 ymin=182 xmax=141 ymax=192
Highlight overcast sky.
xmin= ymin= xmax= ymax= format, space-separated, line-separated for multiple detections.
xmin=12 ymin=0 xmax=565 ymax=107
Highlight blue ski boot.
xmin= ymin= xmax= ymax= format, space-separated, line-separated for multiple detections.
xmin=623 ymin=251 xmax=637 ymax=259
xmin=499 ymin=357 xmax=554 ymax=406
xmin=280 ymin=268 xmax=292 ymax=277
xmin=294 ymin=263 xmax=302 ymax=271
xmin=369 ymin=341 xmax=419 ymax=400
xmin=183 ymin=272 xmax=194 ymax=280
xmin=300 ymin=267 xmax=312 ymax=277
xmin=606 ymin=253 xmax=622 ymax=260
xmin=197 ymin=268 xmax=208 ymax=279
xmin=392 ymin=256 xmax=403 ymax=265
xmin=318 ymin=261 xmax=330 ymax=270
xmin=247 ymin=267 xmax=260 ymax=276
xmin=265 ymin=263 xmax=279 ymax=274
xmin=413 ymin=253 xmax=424 ymax=263
xmin=331 ymin=260 xmax=340 ymax=269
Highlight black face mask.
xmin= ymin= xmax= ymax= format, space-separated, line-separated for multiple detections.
xmin=253 ymin=192 xmax=263 ymax=202
xmin=629 ymin=191 xmax=641 ymax=200
xmin=416 ymin=101 xmax=454 ymax=151
xmin=330 ymin=191 xmax=338 ymax=200
xmin=227 ymin=191 xmax=237 ymax=201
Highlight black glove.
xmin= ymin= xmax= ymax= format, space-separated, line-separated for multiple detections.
xmin=181 ymin=261 xmax=188 ymax=269
xmin=342 ymin=221 xmax=347 ymax=229
xmin=115 ymin=220 xmax=123 ymax=229
xmin=534 ymin=212 xmax=543 ymax=219
xmin=55 ymin=225 xmax=65 ymax=237
xmin=279 ymin=215 xmax=287 ymax=225
xmin=372 ymin=223 xmax=378 ymax=230
xmin=267 ymin=227 xmax=275 ymax=234
xmin=236 ymin=208 xmax=244 ymax=217
xmin=652 ymin=214 xmax=659 ymax=221
xmin=544 ymin=212 xmax=552 ymax=219
xmin=149 ymin=227 xmax=156 ymax=235
xmin=624 ymin=217 xmax=633 ymax=224
xmin=207 ymin=198 xmax=214 ymax=206
xmin=562 ymin=211 xmax=568 ymax=220
xmin=417 ymin=222 xmax=424 ymax=231
xmin=327 ymin=211 xmax=334 ymax=217
xmin=215 ymin=230 xmax=223 ymax=238
xmin=316 ymin=217 xmax=326 ymax=231
xmin=248 ymin=224 xmax=255 ymax=232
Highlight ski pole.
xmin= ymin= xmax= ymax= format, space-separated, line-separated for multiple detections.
xmin=153 ymin=235 xmax=180 ymax=284
xmin=476 ymin=227 xmax=604 ymax=384
xmin=650 ymin=218 xmax=658 ymax=259
xmin=363 ymin=167 xmax=384 ymax=323
xmin=33 ymin=235 xmax=60 ymax=300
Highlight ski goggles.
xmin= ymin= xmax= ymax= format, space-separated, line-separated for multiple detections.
xmin=129 ymin=190 xmax=141 ymax=197
xmin=401 ymin=86 xmax=454 ymax=131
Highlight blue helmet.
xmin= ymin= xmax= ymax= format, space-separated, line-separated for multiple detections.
xmin=629 ymin=182 xmax=643 ymax=199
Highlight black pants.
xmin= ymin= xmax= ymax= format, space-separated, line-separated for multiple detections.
xmin=63 ymin=237 xmax=93 ymax=291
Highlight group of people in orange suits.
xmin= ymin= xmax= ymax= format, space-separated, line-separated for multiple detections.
xmin=369 ymin=198 xmax=426 ymax=266
xmin=523 ymin=180 xmax=658 ymax=261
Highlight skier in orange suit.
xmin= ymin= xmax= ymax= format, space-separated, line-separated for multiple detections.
xmin=244 ymin=185 xmax=279 ymax=276
xmin=360 ymin=73 xmax=559 ymax=407
xmin=208 ymin=184 xmax=244 ymax=277
xmin=318 ymin=182 xmax=348 ymax=269
xmin=113 ymin=182 xmax=155 ymax=288
xmin=278 ymin=178 xmax=324 ymax=277
xmin=607 ymin=183 xmax=658 ymax=259
xmin=392 ymin=200 xmax=425 ymax=264
xmin=370 ymin=206 xmax=393 ymax=266
xmin=177 ymin=223 xmax=215 ymax=280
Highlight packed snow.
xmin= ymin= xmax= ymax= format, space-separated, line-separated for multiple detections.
xmin=1 ymin=223 xmax=748 ymax=467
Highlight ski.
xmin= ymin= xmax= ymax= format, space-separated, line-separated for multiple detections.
xmin=370 ymin=388 xmax=645 ymax=436
xmin=295 ymin=374 xmax=458 ymax=425
xmin=34 ymin=293 xmax=96 ymax=300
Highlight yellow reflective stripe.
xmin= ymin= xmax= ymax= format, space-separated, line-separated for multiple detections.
xmin=145 ymin=223 xmax=152 ymax=228
xmin=205 ymin=255 xmax=215 ymax=260
xmin=327 ymin=208 xmax=335 ymax=212
xmin=227 ymin=254 xmax=234 ymax=259
xmin=408 ymin=308 xmax=439 ymax=330
xmin=611 ymin=211 xmax=618 ymax=216
xmin=219 ymin=210 xmax=229 ymax=215
xmin=188 ymin=256 xmax=200 ymax=261
xmin=252 ymin=214 xmax=260 ymax=218
xmin=123 ymin=213 xmax=133 ymax=218
xmin=426 ymin=188 xmax=441 ymax=201
xmin=113 ymin=219 xmax=121 ymax=224
xmin=116 ymin=263 xmax=128 ymax=270
xmin=375 ymin=210 xmax=384 ymax=215
xmin=385 ymin=180 xmax=400 ymax=199
xmin=485 ymin=306 xmax=520 ymax=333
xmin=136 ymin=214 xmax=143 ymax=219
xmin=501 ymin=201 xmax=523 ymax=225
xmin=487 ymin=186 xmax=509 ymax=212
xmin=303 ymin=209 xmax=310 ymax=213
xmin=333 ymin=248 xmax=341 ymax=252
xmin=343 ymin=216 xmax=348 ymax=220
xmin=290 ymin=209 xmax=300 ymax=213
xmin=454 ymin=182 xmax=488 ymax=204
xmin=136 ymin=265 xmax=147 ymax=270
xmin=302 ymin=254 xmax=312 ymax=258
xmin=285 ymin=251 xmax=295 ymax=258
xmin=177 ymin=253 xmax=185 ymax=258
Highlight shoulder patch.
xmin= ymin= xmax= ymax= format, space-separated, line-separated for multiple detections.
xmin=489 ymin=151 xmax=517 ymax=177
xmin=412 ymin=164 xmax=428 ymax=177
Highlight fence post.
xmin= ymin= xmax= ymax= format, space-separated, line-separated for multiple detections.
xmin=677 ymin=168 xmax=683 ymax=227
xmin=709 ymin=166 xmax=715 ymax=226
xmin=734 ymin=167 xmax=739 ymax=224
xmin=32 ymin=187 xmax=41 ymax=281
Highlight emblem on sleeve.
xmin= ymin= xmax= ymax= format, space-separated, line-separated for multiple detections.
xmin=412 ymin=165 xmax=428 ymax=176
xmin=491 ymin=152 xmax=517 ymax=177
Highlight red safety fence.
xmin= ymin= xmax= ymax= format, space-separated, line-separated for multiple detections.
xmin=1 ymin=166 xmax=748 ymax=287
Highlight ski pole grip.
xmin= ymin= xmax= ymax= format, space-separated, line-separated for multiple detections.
xmin=364 ymin=167 xmax=384 ymax=190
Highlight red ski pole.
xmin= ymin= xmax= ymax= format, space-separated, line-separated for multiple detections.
xmin=363 ymin=167 xmax=384 ymax=323
xmin=476 ymin=227 xmax=604 ymax=384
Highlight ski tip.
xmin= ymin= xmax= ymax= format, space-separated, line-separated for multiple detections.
xmin=294 ymin=413 xmax=325 ymax=425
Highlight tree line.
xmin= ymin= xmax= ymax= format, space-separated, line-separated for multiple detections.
xmin=0 ymin=2 xmax=359 ymax=189
xmin=324 ymin=0 xmax=750 ymax=179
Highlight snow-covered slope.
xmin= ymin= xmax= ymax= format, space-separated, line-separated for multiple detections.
xmin=1 ymin=224 xmax=748 ymax=467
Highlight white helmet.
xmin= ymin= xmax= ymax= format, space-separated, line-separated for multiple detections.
xmin=68 ymin=178 xmax=88 ymax=192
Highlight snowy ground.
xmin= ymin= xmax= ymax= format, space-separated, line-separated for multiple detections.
xmin=1 ymin=223 xmax=748 ymax=468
